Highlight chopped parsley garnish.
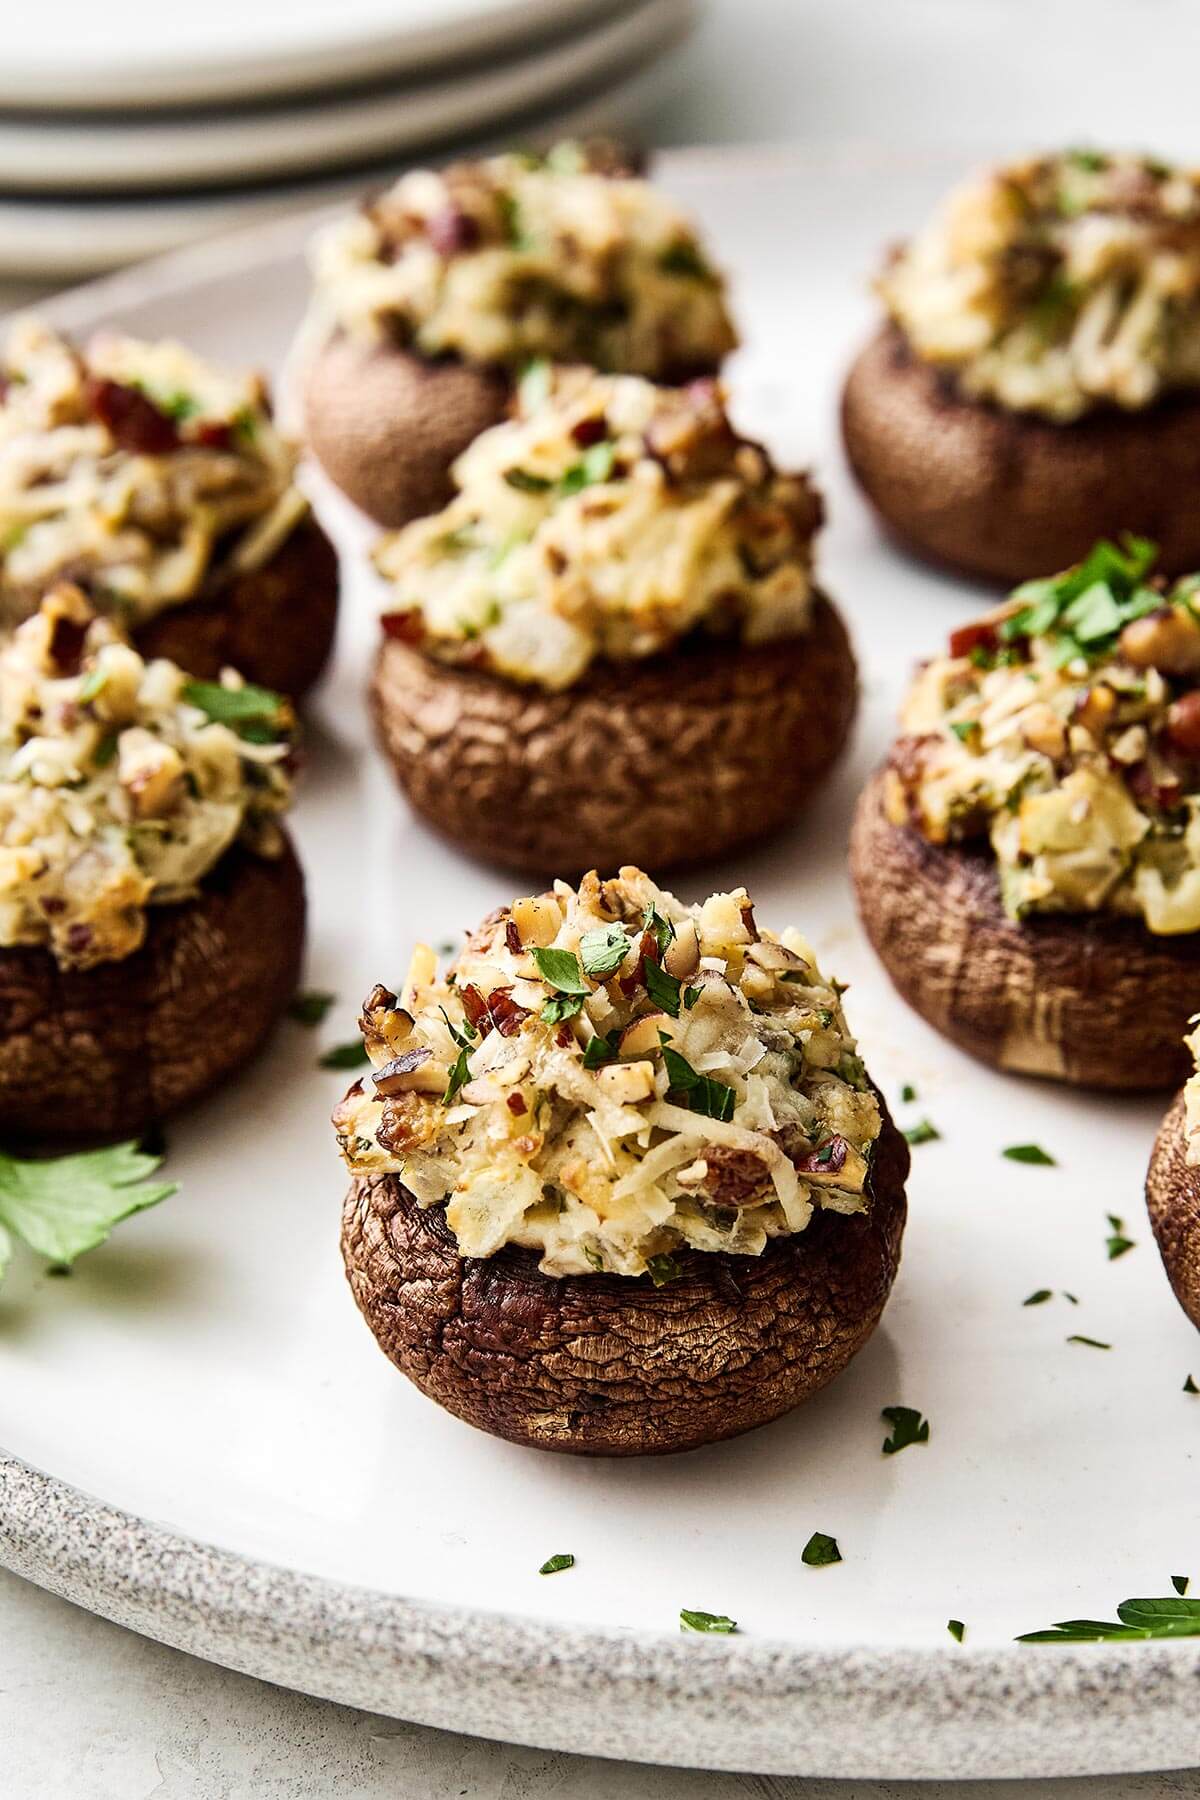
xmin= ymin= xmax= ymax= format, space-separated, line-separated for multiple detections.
xmin=881 ymin=1405 xmax=930 ymax=1455
xmin=319 ymin=1040 xmax=370 ymax=1070
xmin=1173 ymin=1575 xmax=1190 ymax=1596
xmin=182 ymin=678 xmax=289 ymax=743
xmin=679 ymin=1610 xmax=738 ymax=1634
xmin=644 ymin=957 xmax=681 ymax=1017
xmin=1023 ymin=1289 xmax=1053 ymax=1306
xmin=683 ymin=985 xmax=702 ymax=1010
xmin=531 ymin=947 xmax=590 ymax=994
xmin=559 ymin=440 xmax=615 ymax=496
xmin=539 ymin=1554 xmax=575 ymax=1576
xmin=77 ymin=666 xmax=107 ymax=704
xmin=439 ymin=1007 xmax=477 ymax=1052
xmin=582 ymin=1033 xmax=617 ymax=1069
xmin=647 ymin=1253 xmax=683 ymax=1287
xmin=1186 ymin=1374 xmax=1199 ymax=1395
xmin=518 ymin=357 xmax=552 ymax=410
xmin=947 ymin=1619 xmax=966 ymax=1643
xmin=1017 ymin=1596 xmax=1200 ymax=1643
xmin=1003 ymin=1144 xmax=1055 ymax=1165
xmin=997 ymin=533 xmax=1160 ymax=666
xmin=900 ymin=1082 xmax=917 ymax=1103
xmin=903 ymin=1119 xmax=940 ymax=1146
xmin=661 ymin=1042 xmax=735 ymax=1122
xmin=503 ymin=466 xmax=552 ymax=493
xmin=288 ymin=989 xmax=336 ymax=1026
xmin=444 ymin=1046 xmax=472 ymax=1105
xmin=0 ymin=1140 xmax=176 ymax=1284
xmin=658 ymin=241 xmax=712 ymax=279
xmin=1105 ymin=1213 xmax=1135 ymax=1260
xmin=92 ymin=732 xmax=118 ymax=768
xmin=642 ymin=904 xmax=675 ymax=959
xmin=801 ymin=1532 xmax=842 ymax=1567
xmin=540 ymin=992 xmax=585 ymax=1025
xmin=579 ymin=923 xmax=630 ymax=980
xmin=838 ymin=1052 xmax=868 ymax=1090
xmin=1067 ymin=1334 xmax=1111 ymax=1350
xmin=949 ymin=719 xmax=979 ymax=744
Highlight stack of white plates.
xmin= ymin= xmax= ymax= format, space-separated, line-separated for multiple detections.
xmin=0 ymin=0 xmax=693 ymax=279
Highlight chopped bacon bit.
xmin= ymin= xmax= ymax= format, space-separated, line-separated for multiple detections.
xmin=85 ymin=377 xmax=179 ymax=454
xmin=460 ymin=983 xmax=492 ymax=1036
xmin=504 ymin=918 xmax=522 ymax=955
xmin=506 ymin=1092 xmax=528 ymax=1115
xmin=487 ymin=987 xmax=531 ymax=1038
xmin=381 ymin=608 xmax=425 ymax=644
xmin=797 ymin=1135 xmax=848 ymax=1175
xmin=948 ymin=620 xmax=998 ymax=659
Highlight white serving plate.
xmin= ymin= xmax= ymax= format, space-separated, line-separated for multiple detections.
xmin=2 ymin=145 xmax=1200 ymax=1781
xmin=0 ymin=0 xmax=632 ymax=111
xmin=0 ymin=0 xmax=689 ymax=196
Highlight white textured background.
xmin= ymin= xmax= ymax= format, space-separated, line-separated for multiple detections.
xmin=6 ymin=1 xmax=1200 ymax=1793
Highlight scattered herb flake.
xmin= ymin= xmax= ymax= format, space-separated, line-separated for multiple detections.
xmin=644 ymin=956 xmax=681 ymax=1018
xmin=802 ymin=1532 xmax=842 ymax=1567
xmin=539 ymin=1553 xmax=575 ymax=1576
xmin=582 ymin=1033 xmax=617 ymax=1070
xmin=182 ymin=678 xmax=288 ymax=742
xmin=881 ymin=1405 xmax=930 ymax=1455
xmin=1023 ymin=1289 xmax=1053 ymax=1306
xmin=578 ymin=924 xmax=630 ymax=981
xmin=1067 ymin=1334 xmax=1111 ymax=1350
xmin=1173 ymin=1575 xmax=1190 ymax=1596
xmin=503 ymin=466 xmax=552 ymax=493
xmin=647 ymin=1253 xmax=683 ymax=1287
xmin=77 ymin=666 xmax=107 ymax=703
xmin=680 ymin=1609 xmax=738 ymax=1634
xmin=1003 ymin=1144 xmax=1055 ymax=1165
xmin=444 ymin=1046 xmax=472 ymax=1105
xmin=319 ymin=1040 xmax=369 ymax=1071
xmin=1105 ymin=1214 xmax=1135 ymax=1260
xmin=947 ymin=1619 xmax=966 ymax=1643
xmin=1063 ymin=1291 xmax=1079 ymax=1305
xmin=1018 ymin=1596 xmax=1200 ymax=1642
xmin=900 ymin=1082 xmax=917 ymax=1103
xmin=683 ymin=985 xmax=702 ymax=1010
xmin=1186 ymin=1374 xmax=1200 ymax=1395
xmin=903 ymin=1119 xmax=940 ymax=1146
xmin=661 ymin=1042 xmax=735 ymax=1123
xmin=531 ymin=947 xmax=590 ymax=994
xmin=559 ymin=440 xmax=615 ymax=496
xmin=540 ymin=992 xmax=585 ymax=1025
xmin=0 ymin=1141 xmax=176 ymax=1282
xmin=288 ymin=989 xmax=336 ymax=1027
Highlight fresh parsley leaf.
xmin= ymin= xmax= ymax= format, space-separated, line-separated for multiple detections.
xmin=559 ymin=440 xmax=615 ymax=496
xmin=319 ymin=1040 xmax=369 ymax=1070
xmin=444 ymin=1046 xmax=471 ymax=1105
xmin=503 ymin=466 xmax=552 ymax=493
xmin=0 ymin=1142 xmax=175 ymax=1278
xmin=539 ymin=1554 xmax=575 ymax=1576
xmin=900 ymin=1082 xmax=917 ymax=1103
xmin=579 ymin=924 xmax=630 ymax=980
xmin=288 ymin=989 xmax=336 ymax=1026
xmin=1018 ymin=1596 xmax=1200 ymax=1642
xmin=439 ymin=1007 xmax=477 ymax=1052
xmin=903 ymin=1119 xmax=940 ymax=1146
xmin=881 ymin=1405 xmax=930 ymax=1455
xmin=1173 ymin=1575 xmax=1190 ymax=1596
xmin=1023 ymin=1289 xmax=1053 ymax=1306
xmin=644 ymin=957 xmax=681 ymax=1018
xmin=683 ymin=985 xmax=702 ymax=1010
xmin=1003 ymin=1144 xmax=1055 ymax=1165
xmin=661 ymin=1043 xmax=735 ymax=1122
xmin=77 ymin=666 xmax=107 ymax=704
xmin=531 ymin=947 xmax=590 ymax=994
xmin=647 ymin=1253 xmax=683 ymax=1287
xmin=680 ymin=1610 xmax=738 ymax=1634
xmin=582 ymin=1033 xmax=617 ymax=1069
xmin=1067 ymin=1334 xmax=1111 ymax=1350
xmin=802 ymin=1532 xmax=842 ymax=1567
xmin=540 ymin=992 xmax=585 ymax=1025
xmin=1186 ymin=1374 xmax=1199 ymax=1395
xmin=642 ymin=904 xmax=675 ymax=958
xmin=949 ymin=719 xmax=979 ymax=744
xmin=182 ymin=679 xmax=289 ymax=742
xmin=947 ymin=1619 xmax=966 ymax=1643
xmin=1063 ymin=1291 xmax=1079 ymax=1305
xmin=1106 ymin=1214 xmax=1135 ymax=1259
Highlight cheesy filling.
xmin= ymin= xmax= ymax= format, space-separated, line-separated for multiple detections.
xmin=307 ymin=141 xmax=737 ymax=377
xmin=374 ymin=366 xmax=821 ymax=690
xmin=333 ymin=868 xmax=881 ymax=1279
xmin=880 ymin=150 xmax=1200 ymax=420
xmin=0 ymin=583 xmax=293 ymax=970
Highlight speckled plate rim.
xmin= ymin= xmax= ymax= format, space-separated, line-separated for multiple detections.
xmin=4 ymin=1450 xmax=1200 ymax=1780
xmin=4 ymin=144 xmax=1200 ymax=1782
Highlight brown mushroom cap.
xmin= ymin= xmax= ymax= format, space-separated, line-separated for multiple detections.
xmin=850 ymin=768 xmax=1200 ymax=1090
xmin=371 ymin=592 xmax=857 ymax=876
xmin=1146 ymin=1089 xmax=1200 ymax=1331
xmin=841 ymin=323 xmax=1200 ymax=586
xmin=132 ymin=513 xmax=339 ymax=702
xmin=0 ymin=837 xmax=305 ymax=1145
xmin=302 ymin=335 xmax=510 ymax=529
xmin=340 ymin=1100 xmax=908 ymax=1457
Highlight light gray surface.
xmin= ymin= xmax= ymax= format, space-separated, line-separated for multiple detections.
xmin=6 ymin=1 xmax=1200 ymax=1793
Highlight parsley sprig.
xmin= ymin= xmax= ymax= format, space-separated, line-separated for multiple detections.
xmin=1018 ymin=1596 xmax=1200 ymax=1643
xmin=0 ymin=1141 xmax=176 ymax=1283
xmin=881 ymin=1405 xmax=930 ymax=1455
xmin=996 ymin=533 xmax=1161 ymax=667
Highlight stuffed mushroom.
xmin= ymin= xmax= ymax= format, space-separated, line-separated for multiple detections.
xmin=851 ymin=537 xmax=1200 ymax=1088
xmin=1146 ymin=1027 xmax=1200 ymax=1329
xmin=334 ymin=868 xmax=908 ymax=1455
xmin=0 ymin=582 xmax=305 ymax=1143
xmin=370 ymin=366 xmax=856 ymax=874
xmin=300 ymin=139 xmax=738 ymax=527
xmin=0 ymin=319 xmax=338 ymax=698
xmin=842 ymin=150 xmax=1200 ymax=584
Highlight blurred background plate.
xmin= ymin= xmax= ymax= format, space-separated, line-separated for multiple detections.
xmin=0 ymin=0 xmax=641 ymax=111
xmin=0 ymin=0 xmax=686 ymax=195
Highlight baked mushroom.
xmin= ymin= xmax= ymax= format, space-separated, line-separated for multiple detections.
xmin=1146 ymin=1033 xmax=1200 ymax=1329
xmin=370 ymin=366 xmax=856 ymax=874
xmin=842 ymin=150 xmax=1200 ymax=584
xmin=300 ymin=139 xmax=738 ymax=527
xmin=0 ymin=319 xmax=338 ymax=698
xmin=851 ymin=537 xmax=1200 ymax=1088
xmin=335 ymin=868 xmax=908 ymax=1455
xmin=0 ymin=582 xmax=305 ymax=1143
